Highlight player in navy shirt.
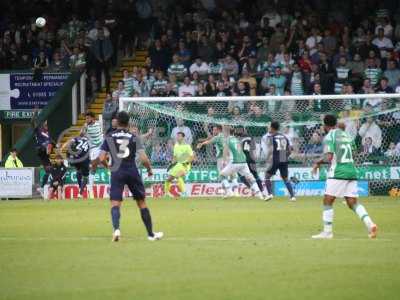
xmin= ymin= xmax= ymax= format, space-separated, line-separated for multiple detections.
xmin=48 ymin=155 xmax=67 ymax=199
xmin=99 ymin=111 xmax=163 ymax=242
xmin=31 ymin=110 xmax=54 ymax=196
xmin=234 ymin=127 xmax=267 ymax=197
xmin=62 ymin=133 xmax=90 ymax=196
xmin=262 ymin=121 xmax=296 ymax=201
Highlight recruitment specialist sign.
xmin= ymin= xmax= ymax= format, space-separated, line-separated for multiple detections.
xmin=0 ymin=72 xmax=70 ymax=110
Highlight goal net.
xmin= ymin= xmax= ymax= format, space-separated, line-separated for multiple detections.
xmin=120 ymin=94 xmax=400 ymax=197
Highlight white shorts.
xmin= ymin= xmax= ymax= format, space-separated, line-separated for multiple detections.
xmin=89 ymin=147 xmax=102 ymax=161
xmin=220 ymin=162 xmax=253 ymax=179
xmin=325 ymin=179 xmax=358 ymax=198
xmin=217 ymin=158 xmax=229 ymax=173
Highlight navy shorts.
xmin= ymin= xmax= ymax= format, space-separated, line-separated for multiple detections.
xmin=37 ymin=147 xmax=51 ymax=167
xmin=267 ymin=162 xmax=289 ymax=178
xmin=71 ymin=159 xmax=90 ymax=177
xmin=110 ymin=167 xmax=145 ymax=201
xmin=50 ymin=178 xmax=65 ymax=189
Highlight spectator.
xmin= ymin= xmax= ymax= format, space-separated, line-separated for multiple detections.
xmin=362 ymin=137 xmax=379 ymax=155
xmin=49 ymin=52 xmax=67 ymax=72
xmin=122 ymin=69 xmax=135 ymax=96
xmin=33 ymin=51 xmax=49 ymax=70
xmin=189 ymin=57 xmax=209 ymax=76
xmin=372 ymin=28 xmax=394 ymax=59
xmin=242 ymin=55 xmax=258 ymax=77
xmin=149 ymin=39 xmax=170 ymax=72
xmin=376 ymin=77 xmax=394 ymax=93
xmin=112 ymin=81 xmax=129 ymax=99
xmin=69 ymin=47 xmax=86 ymax=71
xmin=178 ymin=76 xmax=196 ymax=97
xmin=88 ymin=20 xmax=110 ymax=41
xmin=165 ymin=83 xmax=178 ymax=97
xmin=385 ymin=142 xmax=400 ymax=157
xmin=364 ymin=58 xmax=382 ymax=87
xmin=152 ymin=71 xmax=168 ymax=96
xmin=383 ymin=60 xmax=400 ymax=89
xmin=223 ymin=55 xmax=239 ymax=77
xmin=171 ymin=118 xmax=193 ymax=145
xmin=289 ymin=63 xmax=304 ymax=95
xmin=340 ymin=110 xmax=359 ymax=139
xmin=334 ymin=57 xmax=352 ymax=94
xmin=4 ymin=148 xmax=23 ymax=168
xmin=205 ymin=75 xmax=217 ymax=96
xmin=239 ymin=69 xmax=257 ymax=96
xmin=305 ymin=132 xmax=323 ymax=155
xmin=359 ymin=117 xmax=383 ymax=149
xmin=102 ymin=93 xmax=118 ymax=133
xmin=90 ymin=29 xmax=113 ymax=92
xmin=258 ymin=53 xmax=279 ymax=75
xmin=168 ymin=54 xmax=187 ymax=81
xmin=269 ymin=67 xmax=286 ymax=95
xmin=306 ymin=28 xmax=322 ymax=56
xmin=151 ymin=143 xmax=168 ymax=164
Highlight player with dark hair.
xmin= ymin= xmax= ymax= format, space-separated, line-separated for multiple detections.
xmin=82 ymin=111 xmax=103 ymax=196
xmin=48 ymin=155 xmax=67 ymax=200
xmin=262 ymin=121 xmax=296 ymax=201
xmin=165 ymin=132 xmax=195 ymax=197
xmin=234 ymin=126 xmax=269 ymax=198
xmin=99 ymin=111 xmax=163 ymax=242
xmin=62 ymin=133 xmax=90 ymax=196
xmin=311 ymin=114 xmax=377 ymax=239
xmin=31 ymin=110 xmax=54 ymax=197
xmin=197 ymin=124 xmax=239 ymax=197
xmin=219 ymin=128 xmax=264 ymax=200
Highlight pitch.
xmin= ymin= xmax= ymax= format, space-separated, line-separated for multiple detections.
xmin=0 ymin=197 xmax=399 ymax=300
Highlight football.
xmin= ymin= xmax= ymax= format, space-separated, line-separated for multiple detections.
xmin=35 ymin=17 xmax=46 ymax=28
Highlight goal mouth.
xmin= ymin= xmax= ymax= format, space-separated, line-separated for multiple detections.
xmin=120 ymin=94 xmax=400 ymax=194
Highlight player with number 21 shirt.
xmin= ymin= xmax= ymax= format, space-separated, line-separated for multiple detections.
xmin=99 ymin=111 xmax=163 ymax=242
xmin=311 ymin=114 xmax=377 ymax=239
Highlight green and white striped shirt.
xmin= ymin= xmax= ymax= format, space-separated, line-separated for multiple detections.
xmin=334 ymin=67 xmax=351 ymax=93
xmin=153 ymin=79 xmax=168 ymax=93
xmin=208 ymin=63 xmax=223 ymax=75
xmin=168 ymin=63 xmax=187 ymax=79
xmin=123 ymin=77 xmax=135 ymax=95
xmin=364 ymin=68 xmax=382 ymax=86
xmin=85 ymin=121 xmax=103 ymax=148
xmin=290 ymin=72 xmax=304 ymax=95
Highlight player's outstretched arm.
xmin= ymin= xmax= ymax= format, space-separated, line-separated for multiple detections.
xmin=312 ymin=153 xmax=333 ymax=175
xmin=138 ymin=149 xmax=153 ymax=176
xmin=140 ymin=128 xmax=154 ymax=139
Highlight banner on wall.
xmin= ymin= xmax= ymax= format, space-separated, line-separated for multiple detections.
xmin=0 ymin=73 xmax=70 ymax=110
xmin=0 ymin=168 xmax=33 ymax=198
xmin=40 ymin=165 xmax=399 ymax=185
xmin=274 ymin=180 xmax=369 ymax=196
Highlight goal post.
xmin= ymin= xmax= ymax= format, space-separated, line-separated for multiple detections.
xmin=119 ymin=94 xmax=400 ymax=197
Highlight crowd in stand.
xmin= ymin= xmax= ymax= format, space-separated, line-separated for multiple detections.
xmin=2 ymin=0 xmax=400 ymax=164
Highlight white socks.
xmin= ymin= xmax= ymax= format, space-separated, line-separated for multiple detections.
xmin=323 ymin=205 xmax=334 ymax=233
xmin=353 ymin=203 xmax=373 ymax=230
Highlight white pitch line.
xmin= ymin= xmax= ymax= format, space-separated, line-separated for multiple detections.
xmin=0 ymin=236 xmax=393 ymax=242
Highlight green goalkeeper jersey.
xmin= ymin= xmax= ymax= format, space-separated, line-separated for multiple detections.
xmin=173 ymin=143 xmax=193 ymax=164
xmin=323 ymin=128 xmax=358 ymax=180
xmin=227 ymin=136 xmax=246 ymax=164
xmin=210 ymin=133 xmax=225 ymax=159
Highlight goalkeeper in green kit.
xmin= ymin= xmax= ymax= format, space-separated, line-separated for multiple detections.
xmin=312 ymin=115 xmax=378 ymax=239
xmin=164 ymin=132 xmax=194 ymax=197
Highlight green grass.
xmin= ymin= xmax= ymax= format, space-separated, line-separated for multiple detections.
xmin=0 ymin=197 xmax=399 ymax=300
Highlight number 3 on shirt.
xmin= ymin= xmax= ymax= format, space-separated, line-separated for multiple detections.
xmin=116 ymin=139 xmax=130 ymax=158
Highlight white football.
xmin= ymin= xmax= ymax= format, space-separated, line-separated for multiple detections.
xmin=35 ymin=17 xmax=46 ymax=28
